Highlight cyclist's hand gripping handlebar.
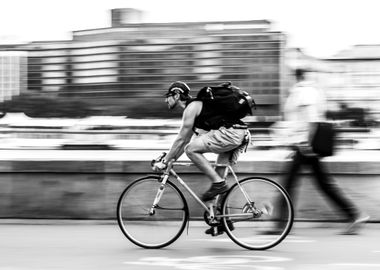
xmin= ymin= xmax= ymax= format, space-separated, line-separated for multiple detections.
xmin=151 ymin=152 xmax=168 ymax=172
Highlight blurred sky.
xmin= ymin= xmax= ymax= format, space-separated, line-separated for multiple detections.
xmin=1 ymin=0 xmax=380 ymax=58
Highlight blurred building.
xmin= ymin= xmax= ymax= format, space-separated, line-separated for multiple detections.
xmin=1 ymin=8 xmax=286 ymax=119
xmin=284 ymin=45 xmax=380 ymax=124
xmin=323 ymin=45 xmax=380 ymax=117
xmin=0 ymin=51 xmax=27 ymax=102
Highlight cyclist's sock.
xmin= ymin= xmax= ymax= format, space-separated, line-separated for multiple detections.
xmin=202 ymin=181 xmax=229 ymax=201
xmin=214 ymin=181 xmax=226 ymax=187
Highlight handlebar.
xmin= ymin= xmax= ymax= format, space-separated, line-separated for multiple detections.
xmin=151 ymin=152 xmax=167 ymax=167
xmin=151 ymin=152 xmax=176 ymax=174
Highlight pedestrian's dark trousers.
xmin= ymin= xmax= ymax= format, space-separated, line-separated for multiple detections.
xmin=282 ymin=149 xmax=358 ymax=220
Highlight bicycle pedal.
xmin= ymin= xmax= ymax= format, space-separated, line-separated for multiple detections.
xmin=211 ymin=227 xmax=224 ymax=236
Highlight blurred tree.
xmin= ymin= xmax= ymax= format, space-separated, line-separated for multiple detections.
xmin=326 ymin=102 xmax=375 ymax=127
xmin=0 ymin=94 xmax=94 ymax=118
xmin=115 ymin=98 xmax=182 ymax=118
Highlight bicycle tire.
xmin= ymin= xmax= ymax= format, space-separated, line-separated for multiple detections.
xmin=117 ymin=175 xmax=189 ymax=249
xmin=221 ymin=177 xmax=294 ymax=250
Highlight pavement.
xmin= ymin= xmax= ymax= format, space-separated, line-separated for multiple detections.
xmin=0 ymin=220 xmax=379 ymax=270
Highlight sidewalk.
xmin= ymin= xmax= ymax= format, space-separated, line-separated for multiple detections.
xmin=0 ymin=220 xmax=378 ymax=270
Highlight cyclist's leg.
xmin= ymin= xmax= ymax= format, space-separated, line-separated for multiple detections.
xmin=215 ymin=152 xmax=231 ymax=178
xmin=186 ymin=128 xmax=245 ymax=180
xmin=186 ymin=128 xmax=247 ymax=201
xmin=186 ymin=138 xmax=229 ymax=201
xmin=204 ymin=152 xmax=232 ymax=236
xmin=185 ymin=134 xmax=223 ymax=183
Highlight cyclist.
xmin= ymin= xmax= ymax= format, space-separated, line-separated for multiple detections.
xmin=152 ymin=81 xmax=250 ymax=234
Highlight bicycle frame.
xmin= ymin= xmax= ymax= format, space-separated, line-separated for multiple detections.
xmin=150 ymin=160 xmax=258 ymax=221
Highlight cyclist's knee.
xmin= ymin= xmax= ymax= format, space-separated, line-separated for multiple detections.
xmin=185 ymin=142 xmax=204 ymax=157
xmin=184 ymin=143 xmax=194 ymax=157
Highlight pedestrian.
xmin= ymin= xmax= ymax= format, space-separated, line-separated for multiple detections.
xmin=278 ymin=68 xmax=369 ymax=235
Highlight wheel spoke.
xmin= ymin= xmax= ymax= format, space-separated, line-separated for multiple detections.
xmin=117 ymin=177 xmax=189 ymax=249
xmin=222 ymin=177 xmax=294 ymax=250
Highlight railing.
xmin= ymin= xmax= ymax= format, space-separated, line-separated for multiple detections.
xmin=0 ymin=125 xmax=377 ymax=150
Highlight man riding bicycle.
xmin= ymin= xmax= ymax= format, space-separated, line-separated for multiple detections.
xmin=152 ymin=81 xmax=251 ymax=233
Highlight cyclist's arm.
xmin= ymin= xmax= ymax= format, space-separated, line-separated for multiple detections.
xmin=165 ymin=101 xmax=201 ymax=162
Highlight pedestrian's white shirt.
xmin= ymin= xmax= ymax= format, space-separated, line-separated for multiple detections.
xmin=283 ymin=81 xmax=326 ymax=144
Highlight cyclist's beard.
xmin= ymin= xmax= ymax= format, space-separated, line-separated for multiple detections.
xmin=168 ymin=102 xmax=177 ymax=110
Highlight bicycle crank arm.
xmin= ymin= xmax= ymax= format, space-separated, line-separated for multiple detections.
xmin=215 ymin=213 xmax=255 ymax=219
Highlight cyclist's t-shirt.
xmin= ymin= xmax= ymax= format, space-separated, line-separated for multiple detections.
xmin=186 ymin=99 xmax=241 ymax=131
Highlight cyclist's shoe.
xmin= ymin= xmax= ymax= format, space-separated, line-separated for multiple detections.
xmin=201 ymin=181 xmax=229 ymax=201
xmin=205 ymin=226 xmax=224 ymax=236
xmin=205 ymin=220 xmax=235 ymax=236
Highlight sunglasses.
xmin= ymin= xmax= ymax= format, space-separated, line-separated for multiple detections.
xmin=165 ymin=93 xmax=176 ymax=98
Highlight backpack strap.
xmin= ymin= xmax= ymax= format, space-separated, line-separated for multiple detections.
xmin=245 ymin=94 xmax=257 ymax=110
xmin=185 ymin=98 xmax=200 ymax=135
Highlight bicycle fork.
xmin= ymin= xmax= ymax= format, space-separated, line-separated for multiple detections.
xmin=149 ymin=173 xmax=169 ymax=215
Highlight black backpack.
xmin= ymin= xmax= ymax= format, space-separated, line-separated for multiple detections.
xmin=195 ymin=82 xmax=256 ymax=129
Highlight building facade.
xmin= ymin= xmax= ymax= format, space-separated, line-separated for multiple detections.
xmin=323 ymin=45 xmax=380 ymax=116
xmin=2 ymin=9 xmax=286 ymax=119
xmin=0 ymin=51 xmax=27 ymax=103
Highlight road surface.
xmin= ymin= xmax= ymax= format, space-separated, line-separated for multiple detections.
xmin=0 ymin=220 xmax=378 ymax=270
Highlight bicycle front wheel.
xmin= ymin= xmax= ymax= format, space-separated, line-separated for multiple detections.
xmin=221 ymin=177 xmax=294 ymax=250
xmin=117 ymin=176 xmax=189 ymax=249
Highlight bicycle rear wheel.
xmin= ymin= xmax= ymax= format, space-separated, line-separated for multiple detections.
xmin=117 ymin=176 xmax=189 ymax=249
xmin=221 ymin=177 xmax=294 ymax=250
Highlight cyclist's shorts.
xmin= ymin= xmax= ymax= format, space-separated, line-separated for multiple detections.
xmin=192 ymin=127 xmax=249 ymax=163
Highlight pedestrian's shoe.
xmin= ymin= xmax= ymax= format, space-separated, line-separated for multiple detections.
xmin=201 ymin=181 xmax=229 ymax=201
xmin=205 ymin=220 xmax=235 ymax=236
xmin=340 ymin=214 xmax=370 ymax=235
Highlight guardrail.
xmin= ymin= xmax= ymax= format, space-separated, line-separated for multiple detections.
xmin=0 ymin=125 xmax=378 ymax=150
xmin=0 ymin=150 xmax=379 ymax=220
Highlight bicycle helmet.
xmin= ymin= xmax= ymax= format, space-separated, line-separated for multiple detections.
xmin=165 ymin=81 xmax=191 ymax=97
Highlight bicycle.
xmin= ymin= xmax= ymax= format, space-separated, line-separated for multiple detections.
xmin=117 ymin=153 xmax=294 ymax=250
